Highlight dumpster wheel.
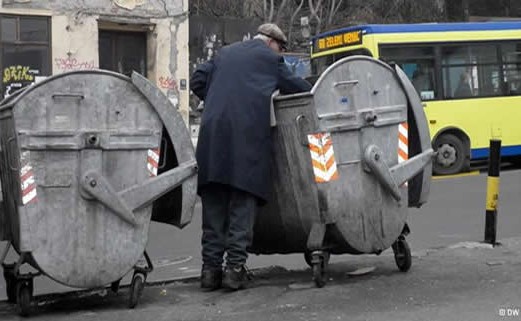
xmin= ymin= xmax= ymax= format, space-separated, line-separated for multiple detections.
xmin=311 ymin=251 xmax=329 ymax=288
xmin=304 ymin=251 xmax=330 ymax=268
xmin=16 ymin=280 xmax=33 ymax=317
xmin=128 ymin=273 xmax=145 ymax=309
xmin=392 ymin=236 xmax=412 ymax=272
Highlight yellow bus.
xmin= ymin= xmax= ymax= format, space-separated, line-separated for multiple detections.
xmin=311 ymin=22 xmax=521 ymax=175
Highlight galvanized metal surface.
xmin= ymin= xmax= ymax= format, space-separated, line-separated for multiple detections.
xmin=394 ymin=66 xmax=434 ymax=207
xmin=0 ymin=186 xmax=5 ymax=242
xmin=131 ymin=73 xmax=197 ymax=228
xmin=0 ymin=70 xmax=197 ymax=288
xmin=251 ymin=56 xmax=433 ymax=255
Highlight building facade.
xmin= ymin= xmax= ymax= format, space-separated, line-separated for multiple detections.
xmin=0 ymin=0 xmax=190 ymax=124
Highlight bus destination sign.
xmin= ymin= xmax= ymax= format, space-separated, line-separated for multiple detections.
xmin=315 ymin=30 xmax=363 ymax=52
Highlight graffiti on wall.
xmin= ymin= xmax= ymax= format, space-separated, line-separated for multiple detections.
xmin=2 ymin=65 xmax=41 ymax=98
xmin=55 ymin=58 xmax=96 ymax=71
xmin=159 ymin=76 xmax=178 ymax=90
xmin=3 ymin=65 xmax=34 ymax=83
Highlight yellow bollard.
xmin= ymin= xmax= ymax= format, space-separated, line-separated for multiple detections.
xmin=484 ymin=139 xmax=501 ymax=245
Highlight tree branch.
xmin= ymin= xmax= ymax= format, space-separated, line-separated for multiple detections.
xmin=268 ymin=0 xmax=275 ymax=22
xmin=275 ymin=0 xmax=290 ymax=24
xmin=327 ymin=0 xmax=344 ymax=26
xmin=309 ymin=0 xmax=323 ymax=26
xmin=287 ymin=0 xmax=305 ymax=43
xmin=263 ymin=0 xmax=268 ymax=21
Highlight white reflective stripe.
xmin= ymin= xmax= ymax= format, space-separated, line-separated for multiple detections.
xmin=22 ymin=188 xmax=37 ymax=205
xmin=322 ymin=145 xmax=334 ymax=160
xmin=307 ymin=134 xmax=321 ymax=146
xmin=21 ymin=176 xmax=35 ymax=190
xmin=399 ymin=124 xmax=408 ymax=137
xmin=308 ymin=132 xmax=338 ymax=183
xmin=309 ymin=144 xmax=334 ymax=164
xmin=20 ymin=165 xmax=32 ymax=176
xmin=147 ymin=149 xmax=159 ymax=176
xmin=398 ymin=140 xmax=408 ymax=154
xmin=310 ymin=151 xmax=324 ymax=162
xmin=313 ymin=162 xmax=338 ymax=181
xmin=148 ymin=149 xmax=160 ymax=163
xmin=147 ymin=162 xmax=158 ymax=176
xmin=320 ymin=133 xmax=332 ymax=145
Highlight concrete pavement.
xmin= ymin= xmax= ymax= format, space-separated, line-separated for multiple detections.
xmin=1 ymin=237 xmax=520 ymax=320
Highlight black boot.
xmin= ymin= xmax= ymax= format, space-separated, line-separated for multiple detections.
xmin=222 ymin=265 xmax=250 ymax=290
xmin=200 ymin=268 xmax=222 ymax=291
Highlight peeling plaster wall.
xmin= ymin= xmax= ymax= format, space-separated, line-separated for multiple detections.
xmin=1 ymin=0 xmax=190 ymax=125
xmin=150 ymin=18 xmax=188 ymax=122
xmin=52 ymin=15 xmax=99 ymax=74
xmin=171 ymin=19 xmax=190 ymax=123
xmin=2 ymin=0 xmax=185 ymax=17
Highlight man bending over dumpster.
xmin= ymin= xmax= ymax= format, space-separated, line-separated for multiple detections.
xmin=190 ymin=23 xmax=312 ymax=291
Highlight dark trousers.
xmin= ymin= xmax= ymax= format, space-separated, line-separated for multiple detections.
xmin=200 ymin=183 xmax=257 ymax=270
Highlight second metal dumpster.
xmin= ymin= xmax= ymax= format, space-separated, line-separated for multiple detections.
xmin=249 ymin=56 xmax=434 ymax=287
xmin=0 ymin=70 xmax=197 ymax=315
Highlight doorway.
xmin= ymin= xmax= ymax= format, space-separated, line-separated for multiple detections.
xmin=99 ymin=30 xmax=147 ymax=77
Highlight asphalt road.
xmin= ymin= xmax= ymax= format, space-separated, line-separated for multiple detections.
xmin=1 ymin=168 xmax=520 ymax=301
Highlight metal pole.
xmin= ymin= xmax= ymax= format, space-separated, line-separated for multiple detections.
xmin=484 ymin=139 xmax=501 ymax=245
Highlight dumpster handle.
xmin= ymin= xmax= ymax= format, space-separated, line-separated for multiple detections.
xmin=158 ymin=136 xmax=168 ymax=170
xmin=52 ymin=93 xmax=85 ymax=100
xmin=296 ymin=114 xmax=311 ymax=146
xmin=363 ymin=144 xmax=401 ymax=201
xmin=81 ymin=170 xmax=138 ymax=227
xmin=334 ymin=80 xmax=358 ymax=87
xmin=7 ymin=137 xmax=18 ymax=171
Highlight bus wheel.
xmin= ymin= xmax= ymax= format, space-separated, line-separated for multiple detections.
xmin=433 ymin=134 xmax=466 ymax=175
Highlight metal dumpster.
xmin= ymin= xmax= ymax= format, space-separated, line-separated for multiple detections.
xmin=0 ymin=70 xmax=197 ymax=315
xmin=249 ymin=56 xmax=434 ymax=287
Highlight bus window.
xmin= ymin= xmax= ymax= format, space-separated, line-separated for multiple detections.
xmin=311 ymin=48 xmax=372 ymax=80
xmin=410 ymin=62 xmax=436 ymax=100
xmin=441 ymin=44 xmax=501 ymax=99
xmin=501 ymin=42 xmax=521 ymax=96
xmin=380 ymin=45 xmax=437 ymax=100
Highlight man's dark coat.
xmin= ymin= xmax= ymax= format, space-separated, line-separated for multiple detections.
xmin=190 ymin=39 xmax=311 ymax=202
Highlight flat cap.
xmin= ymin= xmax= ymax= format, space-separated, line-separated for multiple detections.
xmin=257 ymin=23 xmax=288 ymax=45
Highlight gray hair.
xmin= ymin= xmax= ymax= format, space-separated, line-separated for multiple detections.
xmin=254 ymin=33 xmax=271 ymax=42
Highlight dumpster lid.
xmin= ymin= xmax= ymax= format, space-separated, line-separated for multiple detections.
xmin=0 ymin=70 xmax=129 ymax=111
